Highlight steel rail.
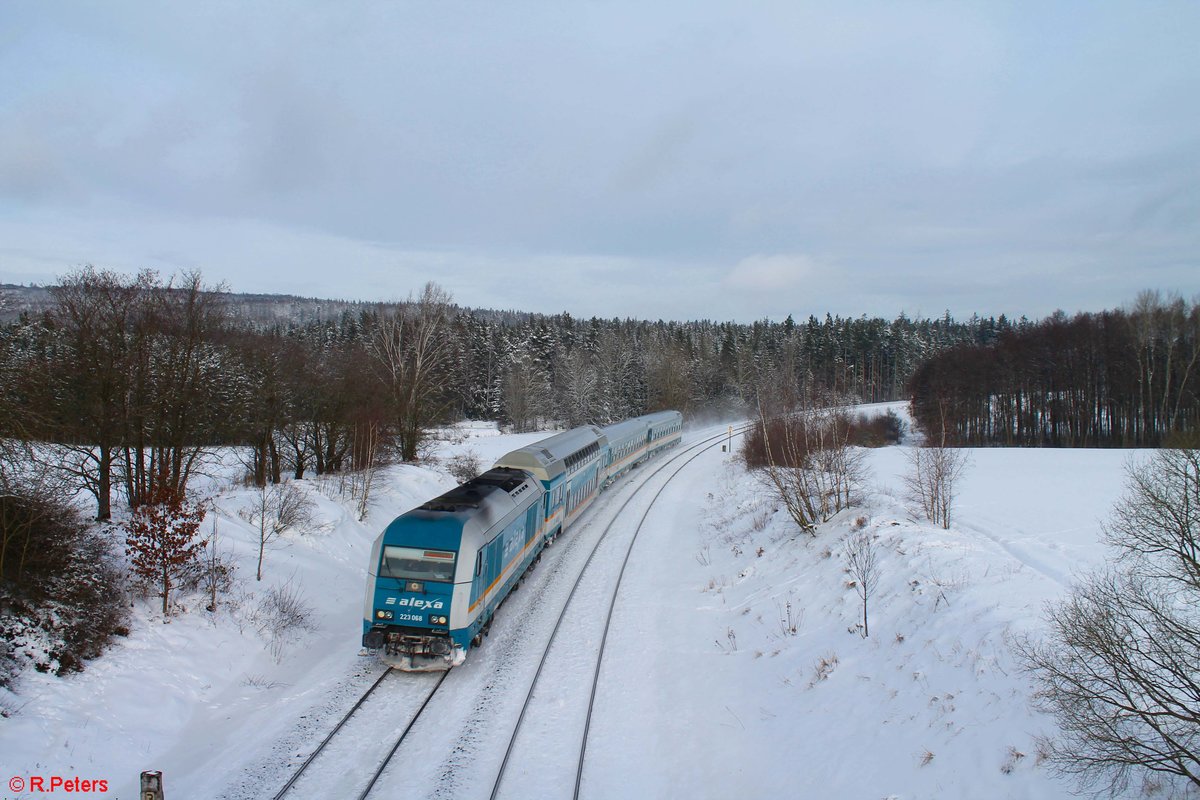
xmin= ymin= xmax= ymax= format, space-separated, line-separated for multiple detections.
xmin=574 ymin=425 xmax=748 ymax=799
xmin=488 ymin=422 xmax=751 ymax=800
xmin=272 ymin=667 xmax=396 ymax=799
xmin=272 ymin=667 xmax=448 ymax=800
xmin=357 ymin=669 xmax=451 ymax=799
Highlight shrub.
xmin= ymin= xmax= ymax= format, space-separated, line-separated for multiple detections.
xmin=446 ymin=450 xmax=483 ymax=484
xmin=742 ymin=408 xmax=894 ymax=466
xmin=744 ymin=406 xmax=867 ymax=534
xmin=846 ymin=410 xmax=904 ymax=447
xmin=741 ymin=415 xmax=820 ymax=470
xmin=0 ymin=490 xmax=128 ymax=686
xmin=251 ymin=578 xmax=317 ymax=662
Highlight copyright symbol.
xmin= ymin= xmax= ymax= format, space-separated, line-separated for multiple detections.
xmin=9 ymin=775 xmax=25 ymax=791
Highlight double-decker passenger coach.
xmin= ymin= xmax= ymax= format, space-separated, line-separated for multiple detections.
xmin=493 ymin=426 xmax=606 ymax=540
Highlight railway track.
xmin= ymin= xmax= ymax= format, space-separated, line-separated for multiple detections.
xmin=271 ymin=669 xmax=448 ymax=799
xmin=487 ymin=423 xmax=750 ymax=800
xmin=271 ymin=422 xmax=748 ymax=800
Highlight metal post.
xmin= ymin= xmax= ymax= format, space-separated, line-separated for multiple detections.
xmin=140 ymin=771 xmax=164 ymax=800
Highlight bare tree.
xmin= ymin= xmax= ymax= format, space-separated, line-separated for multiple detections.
xmin=47 ymin=267 xmax=148 ymax=519
xmin=354 ymin=421 xmax=379 ymax=522
xmin=644 ymin=337 xmax=692 ymax=415
xmin=203 ymin=512 xmax=223 ymax=612
xmin=751 ymin=392 xmax=867 ymax=535
xmin=122 ymin=271 xmax=227 ymax=506
xmin=500 ymin=349 xmax=551 ymax=432
xmin=1016 ymin=448 xmax=1200 ymax=796
xmin=903 ymin=444 xmax=970 ymax=529
xmin=0 ymin=441 xmax=76 ymax=589
xmin=558 ymin=346 xmax=599 ymax=426
xmin=1106 ymin=447 xmax=1200 ymax=590
xmin=239 ymin=482 xmax=316 ymax=581
xmin=755 ymin=406 xmax=818 ymax=534
xmin=368 ymin=282 xmax=455 ymax=462
xmin=1128 ymin=291 xmax=1199 ymax=442
xmin=845 ymin=532 xmax=880 ymax=638
xmin=0 ymin=337 xmax=68 ymax=568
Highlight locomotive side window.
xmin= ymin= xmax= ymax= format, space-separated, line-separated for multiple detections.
xmin=381 ymin=546 xmax=457 ymax=582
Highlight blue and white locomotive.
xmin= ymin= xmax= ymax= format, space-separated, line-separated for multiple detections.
xmin=362 ymin=410 xmax=683 ymax=670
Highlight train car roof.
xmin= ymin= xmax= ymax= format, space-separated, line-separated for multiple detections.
xmin=493 ymin=425 xmax=605 ymax=481
xmin=634 ymin=410 xmax=683 ymax=427
xmin=599 ymin=417 xmax=647 ymax=442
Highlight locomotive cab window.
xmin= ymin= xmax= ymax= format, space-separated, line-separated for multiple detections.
xmin=380 ymin=546 xmax=457 ymax=583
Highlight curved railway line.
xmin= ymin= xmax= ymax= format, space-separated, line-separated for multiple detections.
xmin=270 ymin=422 xmax=748 ymax=800
xmin=487 ymin=422 xmax=749 ymax=800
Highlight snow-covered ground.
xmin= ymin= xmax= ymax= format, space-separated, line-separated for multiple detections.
xmin=0 ymin=410 xmax=1148 ymax=799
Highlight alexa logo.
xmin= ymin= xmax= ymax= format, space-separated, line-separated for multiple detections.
xmin=384 ymin=596 xmax=445 ymax=610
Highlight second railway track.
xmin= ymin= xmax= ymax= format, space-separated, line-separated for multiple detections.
xmin=485 ymin=423 xmax=749 ymax=800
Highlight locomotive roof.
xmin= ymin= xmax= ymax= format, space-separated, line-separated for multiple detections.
xmin=374 ymin=467 xmax=540 ymax=562
xmin=419 ymin=467 xmax=532 ymax=512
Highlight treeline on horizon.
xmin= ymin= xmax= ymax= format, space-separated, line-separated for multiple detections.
xmin=3 ymin=268 xmax=1193 ymax=520
xmin=0 ymin=267 xmax=997 ymax=519
xmin=910 ymin=291 xmax=1200 ymax=447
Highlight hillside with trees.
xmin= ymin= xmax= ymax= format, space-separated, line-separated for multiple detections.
xmin=0 ymin=267 xmax=986 ymax=681
xmin=1 ymin=270 xmax=993 ymax=507
xmin=909 ymin=291 xmax=1200 ymax=447
xmin=3 ymin=268 xmax=1193 ymax=685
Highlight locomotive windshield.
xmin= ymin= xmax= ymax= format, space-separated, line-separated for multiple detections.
xmin=380 ymin=546 xmax=457 ymax=582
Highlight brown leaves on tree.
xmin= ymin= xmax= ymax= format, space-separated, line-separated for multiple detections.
xmin=125 ymin=488 xmax=207 ymax=615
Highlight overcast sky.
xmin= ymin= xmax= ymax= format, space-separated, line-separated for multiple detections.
xmin=1 ymin=2 xmax=1197 ymax=322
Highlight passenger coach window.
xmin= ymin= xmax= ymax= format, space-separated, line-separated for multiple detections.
xmin=381 ymin=546 xmax=456 ymax=582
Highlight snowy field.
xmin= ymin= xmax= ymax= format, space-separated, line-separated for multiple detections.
xmin=0 ymin=408 xmax=1149 ymax=799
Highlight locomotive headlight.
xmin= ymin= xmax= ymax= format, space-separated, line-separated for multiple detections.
xmin=429 ymin=614 xmax=448 ymax=626
xmin=376 ymin=609 xmax=394 ymax=620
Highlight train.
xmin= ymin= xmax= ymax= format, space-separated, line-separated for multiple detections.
xmin=362 ymin=410 xmax=683 ymax=670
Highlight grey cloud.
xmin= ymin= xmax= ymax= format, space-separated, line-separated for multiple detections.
xmin=1 ymin=1 xmax=1197 ymax=322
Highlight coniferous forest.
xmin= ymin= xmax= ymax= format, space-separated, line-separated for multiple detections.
xmin=4 ymin=274 xmax=1196 ymax=529
xmin=1 ymin=268 xmax=992 ymax=523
